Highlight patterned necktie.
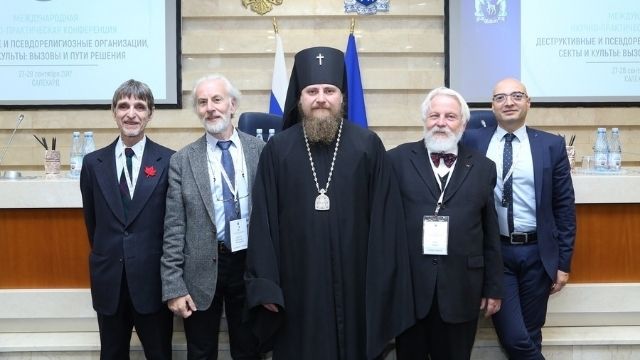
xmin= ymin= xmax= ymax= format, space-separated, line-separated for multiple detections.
xmin=119 ymin=147 xmax=135 ymax=217
xmin=430 ymin=152 xmax=457 ymax=168
xmin=217 ymin=140 xmax=237 ymax=249
xmin=503 ymin=133 xmax=515 ymax=234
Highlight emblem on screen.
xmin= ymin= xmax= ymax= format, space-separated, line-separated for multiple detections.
xmin=345 ymin=0 xmax=390 ymax=15
xmin=475 ymin=0 xmax=507 ymax=24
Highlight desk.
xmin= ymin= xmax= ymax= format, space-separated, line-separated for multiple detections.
xmin=1 ymin=170 xmax=639 ymax=287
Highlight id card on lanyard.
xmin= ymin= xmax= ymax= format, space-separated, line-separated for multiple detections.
xmin=207 ymin=145 xmax=249 ymax=252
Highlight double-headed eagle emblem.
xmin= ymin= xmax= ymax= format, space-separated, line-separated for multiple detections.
xmin=242 ymin=0 xmax=283 ymax=15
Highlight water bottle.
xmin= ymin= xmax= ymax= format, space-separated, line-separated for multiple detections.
xmin=69 ymin=131 xmax=83 ymax=178
xmin=267 ymin=128 xmax=275 ymax=141
xmin=82 ymin=131 xmax=96 ymax=155
xmin=593 ymin=127 xmax=609 ymax=171
xmin=608 ymin=128 xmax=622 ymax=171
xmin=255 ymin=128 xmax=263 ymax=141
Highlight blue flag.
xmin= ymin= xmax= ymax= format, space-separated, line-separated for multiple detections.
xmin=269 ymin=33 xmax=287 ymax=116
xmin=345 ymin=33 xmax=368 ymax=128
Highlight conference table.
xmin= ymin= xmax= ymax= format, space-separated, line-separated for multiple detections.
xmin=1 ymin=169 xmax=639 ymax=288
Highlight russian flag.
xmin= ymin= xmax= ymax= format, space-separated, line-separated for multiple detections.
xmin=345 ymin=33 xmax=368 ymax=128
xmin=269 ymin=33 xmax=287 ymax=116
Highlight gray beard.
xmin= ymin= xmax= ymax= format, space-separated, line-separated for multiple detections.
xmin=301 ymin=111 xmax=342 ymax=145
xmin=202 ymin=116 xmax=231 ymax=135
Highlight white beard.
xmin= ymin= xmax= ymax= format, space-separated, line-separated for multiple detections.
xmin=423 ymin=127 xmax=462 ymax=153
xmin=203 ymin=116 xmax=230 ymax=135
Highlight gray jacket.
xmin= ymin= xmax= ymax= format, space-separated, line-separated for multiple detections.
xmin=161 ymin=131 xmax=264 ymax=309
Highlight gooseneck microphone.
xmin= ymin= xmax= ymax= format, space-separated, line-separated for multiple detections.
xmin=0 ymin=114 xmax=25 ymax=166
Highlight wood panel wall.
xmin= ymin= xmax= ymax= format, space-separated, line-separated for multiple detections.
xmin=1 ymin=0 xmax=639 ymax=173
xmin=0 ymin=203 xmax=638 ymax=288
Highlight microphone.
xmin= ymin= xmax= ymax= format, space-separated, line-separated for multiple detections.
xmin=0 ymin=114 xmax=25 ymax=168
xmin=481 ymin=119 xmax=487 ymax=128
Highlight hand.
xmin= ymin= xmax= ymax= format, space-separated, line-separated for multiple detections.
xmin=263 ymin=303 xmax=279 ymax=313
xmin=550 ymin=270 xmax=569 ymax=294
xmin=168 ymin=295 xmax=197 ymax=318
xmin=480 ymin=297 xmax=501 ymax=317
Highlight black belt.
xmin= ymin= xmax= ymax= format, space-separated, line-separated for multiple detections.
xmin=501 ymin=232 xmax=537 ymax=245
xmin=218 ymin=242 xmax=231 ymax=254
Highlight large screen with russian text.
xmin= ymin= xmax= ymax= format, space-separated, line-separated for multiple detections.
xmin=446 ymin=0 xmax=640 ymax=106
xmin=0 ymin=0 xmax=181 ymax=108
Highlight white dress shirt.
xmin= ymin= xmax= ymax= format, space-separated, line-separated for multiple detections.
xmin=115 ymin=136 xmax=146 ymax=198
xmin=205 ymin=129 xmax=250 ymax=243
xmin=486 ymin=125 xmax=537 ymax=234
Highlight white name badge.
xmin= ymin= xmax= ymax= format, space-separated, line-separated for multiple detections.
xmin=229 ymin=218 xmax=248 ymax=252
xmin=423 ymin=215 xmax=449 ymax=255
xmin=497 ymin=206 xmax=509 ymax=236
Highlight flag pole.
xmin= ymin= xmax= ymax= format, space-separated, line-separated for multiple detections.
xmin=273 ymin=17 xmax=279 ymax=34
xmin=350 ymin=18 xmax=355 ymax=35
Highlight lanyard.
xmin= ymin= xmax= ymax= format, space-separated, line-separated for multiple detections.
xmin=501 ymin=137 xmax=523 ymax=187
xmin=120 ymin=154 xmax=135 ymax=197
xmin=434 ymin=169 xmax=452 ymax=216
xmin=206 ymin=143 xmax=246 ymax=202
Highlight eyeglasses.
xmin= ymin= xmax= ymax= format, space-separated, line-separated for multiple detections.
xmin=492 ymin=92 xmax=528 ymax=103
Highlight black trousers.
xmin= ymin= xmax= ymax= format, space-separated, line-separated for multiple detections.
xmin=97 ymin=272 xmax=174 ymax=360
xmin=183 ymin=248 xmax=260 ymax=360
xmin=395 ymin=295 xmax=478 ymax=360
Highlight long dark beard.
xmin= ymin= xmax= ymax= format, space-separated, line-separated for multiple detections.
xmin=300 ymin=106 xmax=343 ymax=145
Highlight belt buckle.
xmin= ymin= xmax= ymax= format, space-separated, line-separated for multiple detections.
xmin=510 ymin=232 xmax=528 ymax=244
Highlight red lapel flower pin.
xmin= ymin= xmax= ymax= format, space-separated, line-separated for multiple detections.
xmin=144 ymin=166 xmax=157 ymax=178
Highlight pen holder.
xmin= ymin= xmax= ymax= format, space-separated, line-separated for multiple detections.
xmin=44 ymin=150 xmax=61 ymax=175
xmin=565 ymin=146 xmax=576 ymax=172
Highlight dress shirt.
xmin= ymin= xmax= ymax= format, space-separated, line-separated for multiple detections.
xmin=205 ymin=129 xmax=250 ymax=243
xmin=486 ymin=125 xmax=536 ymax=234
xmin=115 ymin=136 xmax=146 ymax=198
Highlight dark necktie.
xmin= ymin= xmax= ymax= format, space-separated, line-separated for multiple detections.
xmin=119 ymin=147 xmax=135 ymax=218
xmin=217 ymin=140 xmax=237 ymax=249
xmin=430 ymin=152 xmax=457 ymax=168
xmin=502 ymin=133 xmax=515 ymax=234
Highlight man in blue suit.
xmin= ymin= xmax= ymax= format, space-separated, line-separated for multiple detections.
xmin=463 ymin=78 xmax=576 ymax=359
xmin=81 ymin=79 xmax=175 ymax=359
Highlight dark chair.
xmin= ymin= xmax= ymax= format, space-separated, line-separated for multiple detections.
xmin=467 ymin=109 xmax=497 ymax=130
xmin=237 ymin=112 xmax=283 ymax=141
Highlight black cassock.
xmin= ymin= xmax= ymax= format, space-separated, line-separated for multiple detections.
xmin=246 ymin=121 xmax=414 ymax=360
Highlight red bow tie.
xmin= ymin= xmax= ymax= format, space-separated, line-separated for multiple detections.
xmin=430 ymin=152 xmax=457 ymax=168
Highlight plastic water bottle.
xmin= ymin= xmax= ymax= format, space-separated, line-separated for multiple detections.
xmin=267 ymin=128 xmax=275 ymax=141
xmin=255 ymin=128 xmax=263 ymax=141
xmin=82 ymin=131 xmax=96 ymax=155
xmin=608 ymin=128 xmax=622 ymax=171
xmin=69 ymin=131 xmax=83 ymax=178
xmin=593 ymin=127 xmax=609 ymax=171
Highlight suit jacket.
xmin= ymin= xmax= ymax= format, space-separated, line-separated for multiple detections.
xmin=80 ymin=137 xmax=174 ymax=315
xmin=388 ymin=141 xmax=502 ymax=323
xmin=161 ymin=131 xmax=264 ymax=310
xmin=462 ymin=126 xmax=576 ymax=279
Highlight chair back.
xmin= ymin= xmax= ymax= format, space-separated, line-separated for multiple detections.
xmin=467 ymin=110 xmax=497 ymax=130
xmin=238 ymin=112 xmax=283 ymax=141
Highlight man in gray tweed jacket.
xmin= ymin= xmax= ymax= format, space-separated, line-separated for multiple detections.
xmin=161 ymin=74 xmax=265 ymax=359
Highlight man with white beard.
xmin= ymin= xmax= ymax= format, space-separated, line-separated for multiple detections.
xmin=388 ymin=87 xmax=503 ymax=360
xmin=161 ymin=74 xmax=264 ymax=359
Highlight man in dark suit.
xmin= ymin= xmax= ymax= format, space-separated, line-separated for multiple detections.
xmin=462 ymin=78 xmax=576 ymax=359
xmin=161 ymin=74 xmax=264 ymax=359
xmin=389 ymin=86 xmax=503 ymax=360
xmin=80 ymin=79 xmax=175 ymax=359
